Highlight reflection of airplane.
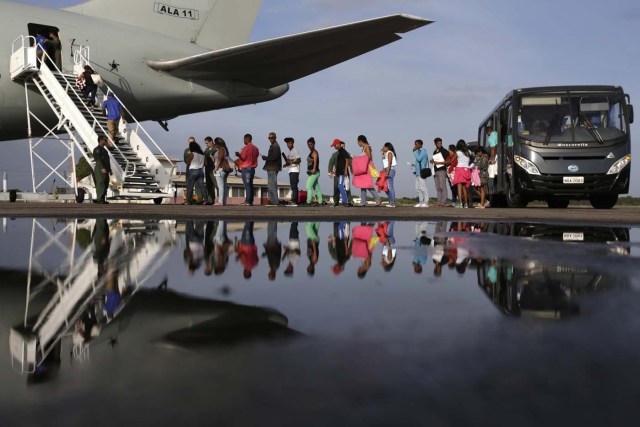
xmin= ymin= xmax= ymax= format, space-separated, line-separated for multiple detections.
xmin=4 ymin=218 xmax=297 ymax=383
xmin=1 ymin=0 xmax=431 ymax=141
xmin=473 ymin=224 xmax=630 ymax=319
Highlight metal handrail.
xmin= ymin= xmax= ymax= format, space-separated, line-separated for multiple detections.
xmin=31 ymin=45 xmax=135 ymax=179
xmin=74 ymin=47 xmax=177 ymax=178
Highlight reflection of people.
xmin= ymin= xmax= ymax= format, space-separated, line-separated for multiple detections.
xmin=93 ymin=218 xmax=111 ymax=278
xmin=283 ymin=222 xmax=301 ymax=276
xmin=412 ymin=222 xmax=430 ymax=274
xmin=328 ymin=221 xmax=351 ymax=275
xmin=204 ymin=221 xmax=218 ymax=276
xmin=306 ymin=222 xmax=320 ymax=275
xmin=263 ymin=221 xmax=282 ymax=281
xmin=184 ymin=220 xmax=205 ymax=274
xmin=235 ymin=221 xmax=259 ymax=278
xmin=352 ymin=224 xmax=375 ymax=278
xmin=213 ymin=220 xmax=232 ymax=275
xmin=92 ymin=135 xmax=112 ymax=204
xmin=377 ymin=221 xmax=396 ymax=271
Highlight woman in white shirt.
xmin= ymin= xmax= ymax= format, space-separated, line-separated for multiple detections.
xmin=186 ymin=141 xmax=207 ymax=205
xmin=452 ymin=139 xmax=473 ymax=208
xmin=381 ymin=142 xmax=398 ymax=207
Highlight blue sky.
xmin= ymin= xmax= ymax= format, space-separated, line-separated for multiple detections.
xmin=4 ymin=0 xmax=640 ymax=197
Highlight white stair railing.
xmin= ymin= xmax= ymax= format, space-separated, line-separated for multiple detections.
xmin=74 ymin=47 xmax=176 ymax=190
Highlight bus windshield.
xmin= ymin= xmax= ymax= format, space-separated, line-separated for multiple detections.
xmin=517 ymin=93 xmax=627 ymax=143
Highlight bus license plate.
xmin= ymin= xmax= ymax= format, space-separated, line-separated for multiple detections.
xmin=563 ymin=176 xmax=584 ymax=184
xmin=563 ymin=232 xmax=584 ymax=241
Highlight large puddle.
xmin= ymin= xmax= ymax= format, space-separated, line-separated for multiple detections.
xmin=1 ymin=218 xmax=639 ymax=425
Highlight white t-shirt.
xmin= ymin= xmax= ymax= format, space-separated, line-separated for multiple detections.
xmin=456 ymin=151 xmax=470 ymax=168
xmin=382 ymin=151 xmax=397 ymax=169
xmin=190 ymin=152 xmax=205 ymax=170
xmin=288 ymin=147 xmax=301 ymax=173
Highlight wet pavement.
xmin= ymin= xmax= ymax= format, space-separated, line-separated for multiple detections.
xmin=1 ymin=217 xmax=640 ymax=426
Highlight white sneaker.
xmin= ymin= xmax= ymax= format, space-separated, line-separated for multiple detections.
xmin=386 ymin=204 xmax=396 ymax=208
xmin=414 ymin=203 xmax=422 ymax=207
xmin=421 ymin=203 xmax=429 ymax=208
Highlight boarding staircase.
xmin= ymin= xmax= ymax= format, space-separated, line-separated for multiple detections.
xmin=10 ymin=218 xmax=175 ymax=373
xmin=9 ymin=36 xmax=175 ymax=202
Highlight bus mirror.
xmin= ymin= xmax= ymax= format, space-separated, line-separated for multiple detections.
xmin=628 ymin=104 xmax=634 ymax=124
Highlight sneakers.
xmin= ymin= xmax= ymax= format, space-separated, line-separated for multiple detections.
xmin=287 ymin=203 xmax=298 ymax=207
xmin=414 ymin=203 xmax=422 ymax=207
xmin=474 ymin=205 xmax=485 ymax=209
xmin=455 ymin=203 xmax=463 ymax=208
xmin=386 ymin=204 xmax=396 ymax=208
xmin=421 ymin=203 xmax=430 ymax=208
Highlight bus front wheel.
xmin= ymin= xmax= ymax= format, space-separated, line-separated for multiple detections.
xmin=589 ymin=194 xmax=618 ymax=209
xmin=506 ymin=191 xmax=528 ymax=208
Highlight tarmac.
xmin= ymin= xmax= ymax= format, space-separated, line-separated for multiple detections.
xmin=1 ymin=202 xmax=640 ymax=225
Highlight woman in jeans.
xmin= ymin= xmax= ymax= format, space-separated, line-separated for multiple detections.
xmin=306 ymin=137 xmax=322 ymax=205
xmin=186 ymin=141 xmax=207 ymax=205
xmin=213 ymin=137 xmax=230 ymax=205
xmin=381 ymin=142 xmax=397 ymax=207
xmin=356 ymin=135 xmax=381 ymax=207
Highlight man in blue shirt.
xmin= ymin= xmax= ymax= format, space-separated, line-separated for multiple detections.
xmin=412 ymin=139 xmax=429 ymax=207
xmin=102 ymin=93 xmax=124 ymax=146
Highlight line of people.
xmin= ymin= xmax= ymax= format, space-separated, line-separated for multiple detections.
xmin=182 ymin=133 xmax=492 ymax=207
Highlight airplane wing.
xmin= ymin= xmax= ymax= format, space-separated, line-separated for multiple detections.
xmin=146 ymin=14 xmax=432 ymax=88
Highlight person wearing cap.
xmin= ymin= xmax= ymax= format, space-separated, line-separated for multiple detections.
xmin=284 ymin=137 xmax=301 ymax=206
xmin=102 ymin=93 xmax=124 ymax=147
xmin=330 ymin=139 xmax=350 ymax=206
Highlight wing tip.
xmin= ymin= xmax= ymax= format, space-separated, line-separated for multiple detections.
xmin=396 ymin=14 xmax=435 ymax=31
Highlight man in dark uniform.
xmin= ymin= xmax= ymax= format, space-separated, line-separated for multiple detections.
xmin=93 ymin=135 xmax=111 ymax=204
xmin=203 ymin=136 xmax=217 ymax=204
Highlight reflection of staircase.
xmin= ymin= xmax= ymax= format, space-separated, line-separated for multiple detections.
xmin=9 ymin=219 xmax=176 ymax=373
xmin=10 ymin=35 xmax=174 ymax=202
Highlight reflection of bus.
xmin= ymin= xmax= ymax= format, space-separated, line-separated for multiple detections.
xmin=478 ymin=86 xmax=634 ymax=209
xmin=476 ymin=224 xmax=630 ymax=319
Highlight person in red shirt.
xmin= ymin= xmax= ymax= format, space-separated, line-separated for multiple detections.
xmin=235 ymin=134 xmax=260 ymax=205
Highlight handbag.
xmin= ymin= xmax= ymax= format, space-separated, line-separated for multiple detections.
xmin=234 ymin=158 xmax=243 ymax=171
xmin=91 ymin=73 xmax=105 ymax=87
xmin=420 ymin=167 xmax=432 ymax=179
xmin=369 ymin=164 xmax=380 ymax=179
xmin=222 ymin=157 xmax=234 ymax=174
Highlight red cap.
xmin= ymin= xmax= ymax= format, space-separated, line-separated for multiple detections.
xmin=332 ymin=264 xmax=342 ymax=275
xmin=331 ymin=139 xmax=342 ymax=148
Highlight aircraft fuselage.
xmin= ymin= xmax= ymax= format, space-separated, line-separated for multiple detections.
xmin=0 ymin=1 xmax=288 ymax=141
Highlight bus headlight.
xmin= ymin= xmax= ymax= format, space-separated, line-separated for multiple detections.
xmin=514 ymin=156 xmax=541 ymax=175
xmin=606 ymin=155 xmax=631 ymax=175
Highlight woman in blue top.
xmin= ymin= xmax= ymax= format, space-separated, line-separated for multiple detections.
xmin=412 ymin=139 xmax=429 ymax=207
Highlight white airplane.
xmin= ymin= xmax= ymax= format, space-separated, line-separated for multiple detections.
xmin=0 ymin=0 xmax=432 ymax=142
